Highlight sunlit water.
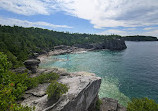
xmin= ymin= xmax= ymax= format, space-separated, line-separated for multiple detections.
xmin=40 ymin=41 xmax=158 ymax=106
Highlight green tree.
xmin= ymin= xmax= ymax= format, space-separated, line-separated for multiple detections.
xmin=127 ymin=98 xmax=158 ymax=111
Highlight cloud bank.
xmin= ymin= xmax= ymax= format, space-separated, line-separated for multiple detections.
xmin=1 ymin=0 xmax=158 ymax=28
xmin=0 ymin=17 xmax=72 ymax=29
xmin=0 ymin=0 xmax=158 ymax=36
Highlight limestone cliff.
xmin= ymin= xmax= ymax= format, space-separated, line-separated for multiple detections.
xmin=21 ymin=68 xmax=101 ymax=111
xmin=74 ymin=39 xmax=127 ymax=51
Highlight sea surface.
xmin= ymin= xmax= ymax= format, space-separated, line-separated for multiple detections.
xmin=40 ymin=41 xmax=158 ymax=106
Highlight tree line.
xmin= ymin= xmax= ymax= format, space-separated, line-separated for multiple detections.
xmin=0 ymin=25 xmax=121 ymax=68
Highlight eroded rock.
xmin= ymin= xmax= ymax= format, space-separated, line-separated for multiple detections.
xmin=24 ymin=59 xmax=40 ymax=73
xmin=21 ymin=70 xmax=101 ymax=111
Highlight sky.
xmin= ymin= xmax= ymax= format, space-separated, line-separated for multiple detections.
xmin=0 ymin=0 xmax=158 ymax=37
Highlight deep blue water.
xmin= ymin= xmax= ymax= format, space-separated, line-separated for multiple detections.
xmin=40 ymin=41 xmax=158 ymax=106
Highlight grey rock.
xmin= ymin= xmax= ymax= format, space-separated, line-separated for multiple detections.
xmin=21 ymin=71 xmax=101 ymax=111
xmin=24 ymin=59 xmax=40 ymax=73
xmin=100 ymin=98 xmax=126 ymax=111
xmin=73 ymin=39 xmax=127 ymax=51
xmin=12 ymin=67 xmax=31 ymax=74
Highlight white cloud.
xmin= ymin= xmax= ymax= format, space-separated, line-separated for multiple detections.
xmin=125 ymin=28 xmax=137 ymax=31
xmin=53 ymin=0 xmax=158 ymax=28
xmin=143 ymin=29 xmax=158 ymax=37
xmin=99 ymin=29 xmax=128 ymax=36
xmin=0 ymin=17 xmax=72 ymax=29
xmin=99 ymin=29 xmax=158 ymax=37
xmin=0 ymin=0 xmax=50 ymax=15
xmin=0 ymin=0 xmax=158 ymax=29
xmin=144 ymin=27 xmax=158 ymax=30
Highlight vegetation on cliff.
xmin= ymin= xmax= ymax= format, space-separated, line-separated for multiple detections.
xmin=0 ymin=52 xmax=68 ymax=111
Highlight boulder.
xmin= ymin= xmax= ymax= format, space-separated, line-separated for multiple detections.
xmin=24 ymin=59 xmax=40 ymax=73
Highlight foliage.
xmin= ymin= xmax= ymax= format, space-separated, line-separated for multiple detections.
xmin=36 ymin=73 xmax=59 ymax=84
xmin=95 ymin=98 xmax=102 ymax=111
xmin=0 ymin=52 xmax=62 ymax=111
xmin=0 ymin=52 xmax=11 ymax=73
xmin=127 ymin=98 xmax=158 ymax=111
xmin=46 ymin=80 xmax=68 ymax=100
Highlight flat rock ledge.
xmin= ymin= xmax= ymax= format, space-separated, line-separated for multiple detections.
xmin=21 ymin=68 xmax=101 ymax=111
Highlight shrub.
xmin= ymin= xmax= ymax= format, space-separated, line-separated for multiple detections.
xmin=46 ymin=80 xmax=68 ymax=100
xmin=0 ymin=52 xmax=11 ymax=73
xmin=95 ymin=98 xmax=102 ymax=111
xmin=127 ymin=98 xmax=158 ymax=111
xmin=36 ymin=72 xmax=59 ymax=84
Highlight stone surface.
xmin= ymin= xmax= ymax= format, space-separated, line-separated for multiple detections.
xmin=24 ymin=59 xmax=40 ymax=73
xmin=21 ymin=69 xmax=101 ymax=111
xmin=100 ymin=98 xmax=126 ymax=111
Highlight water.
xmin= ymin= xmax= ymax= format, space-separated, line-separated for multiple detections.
xmin=40 ymin=41 xmax=158 ymax=106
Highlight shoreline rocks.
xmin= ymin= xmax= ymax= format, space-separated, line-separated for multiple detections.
xmin=37 ymin=39 xmax=127 ymax=62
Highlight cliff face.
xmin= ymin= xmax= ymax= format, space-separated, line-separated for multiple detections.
xmin=21 ymin=68 xmax=101 ymax=111
xmin=93 ymin=39 xmax=127 ymax=50
xmin=74 ymin=39 xmax=127 ymax=51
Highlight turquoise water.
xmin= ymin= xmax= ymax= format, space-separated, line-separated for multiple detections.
xmin=40 ymin=41 xmax=158 ymax=106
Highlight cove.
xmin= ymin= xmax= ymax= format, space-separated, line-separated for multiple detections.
xmin=39 ymin=41 xmax=158 ymax=106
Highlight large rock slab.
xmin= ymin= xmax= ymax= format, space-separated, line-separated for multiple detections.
xmin=21 ymin=71 xmax=101 ymax=111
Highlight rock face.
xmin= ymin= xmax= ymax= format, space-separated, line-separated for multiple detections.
xmin=103 ymin=39 xmax=127 ymax=50
xmin=100 ymin=98 xmax=126 ymax=111
xmin=74 ymin=39 xmax=127 ymax=51
xmin=21 ymin=68 xmax=101 ymax=111
xmin=24 ymin=59 xmax=40 ymax=73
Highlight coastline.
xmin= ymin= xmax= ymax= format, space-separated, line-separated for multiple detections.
xmin=37 ymin=47 xmax=93 ymax=63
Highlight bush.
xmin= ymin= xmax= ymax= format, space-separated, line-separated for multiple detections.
xmin=95 ymin=99 xmax=102 ymax=111
xmin=46 ymin=80 xmax=68 ymax=100
xmin=0 ymin=52 xmax=11 ymax=73
xmin=127 ymin=98 xmax=158 ymax=111
xmin=36 ymin=73 xmax=59 ymax=84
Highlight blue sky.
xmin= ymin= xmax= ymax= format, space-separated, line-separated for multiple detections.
xmin=0 ymin=0 xmax=158 ymax=37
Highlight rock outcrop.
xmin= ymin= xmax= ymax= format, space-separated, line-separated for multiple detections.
xmin=74 ymin=39 xmax=127 ymax=51
xmin=24 ymin=59 xmax=40 ymax=73
xmin=21 ymin=68 xmax=101 ymax=111
xmin=100 ymin=98 xmax=126 ymax=111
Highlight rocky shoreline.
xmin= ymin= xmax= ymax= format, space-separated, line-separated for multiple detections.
xmin=20 ymin=39 xmax=127 ymax=111
xmin=37 ymin=38 xmax=127 ymax=63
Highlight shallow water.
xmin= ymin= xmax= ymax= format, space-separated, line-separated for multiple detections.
xmin=40 ymin=41 xmax=158 ymax=106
